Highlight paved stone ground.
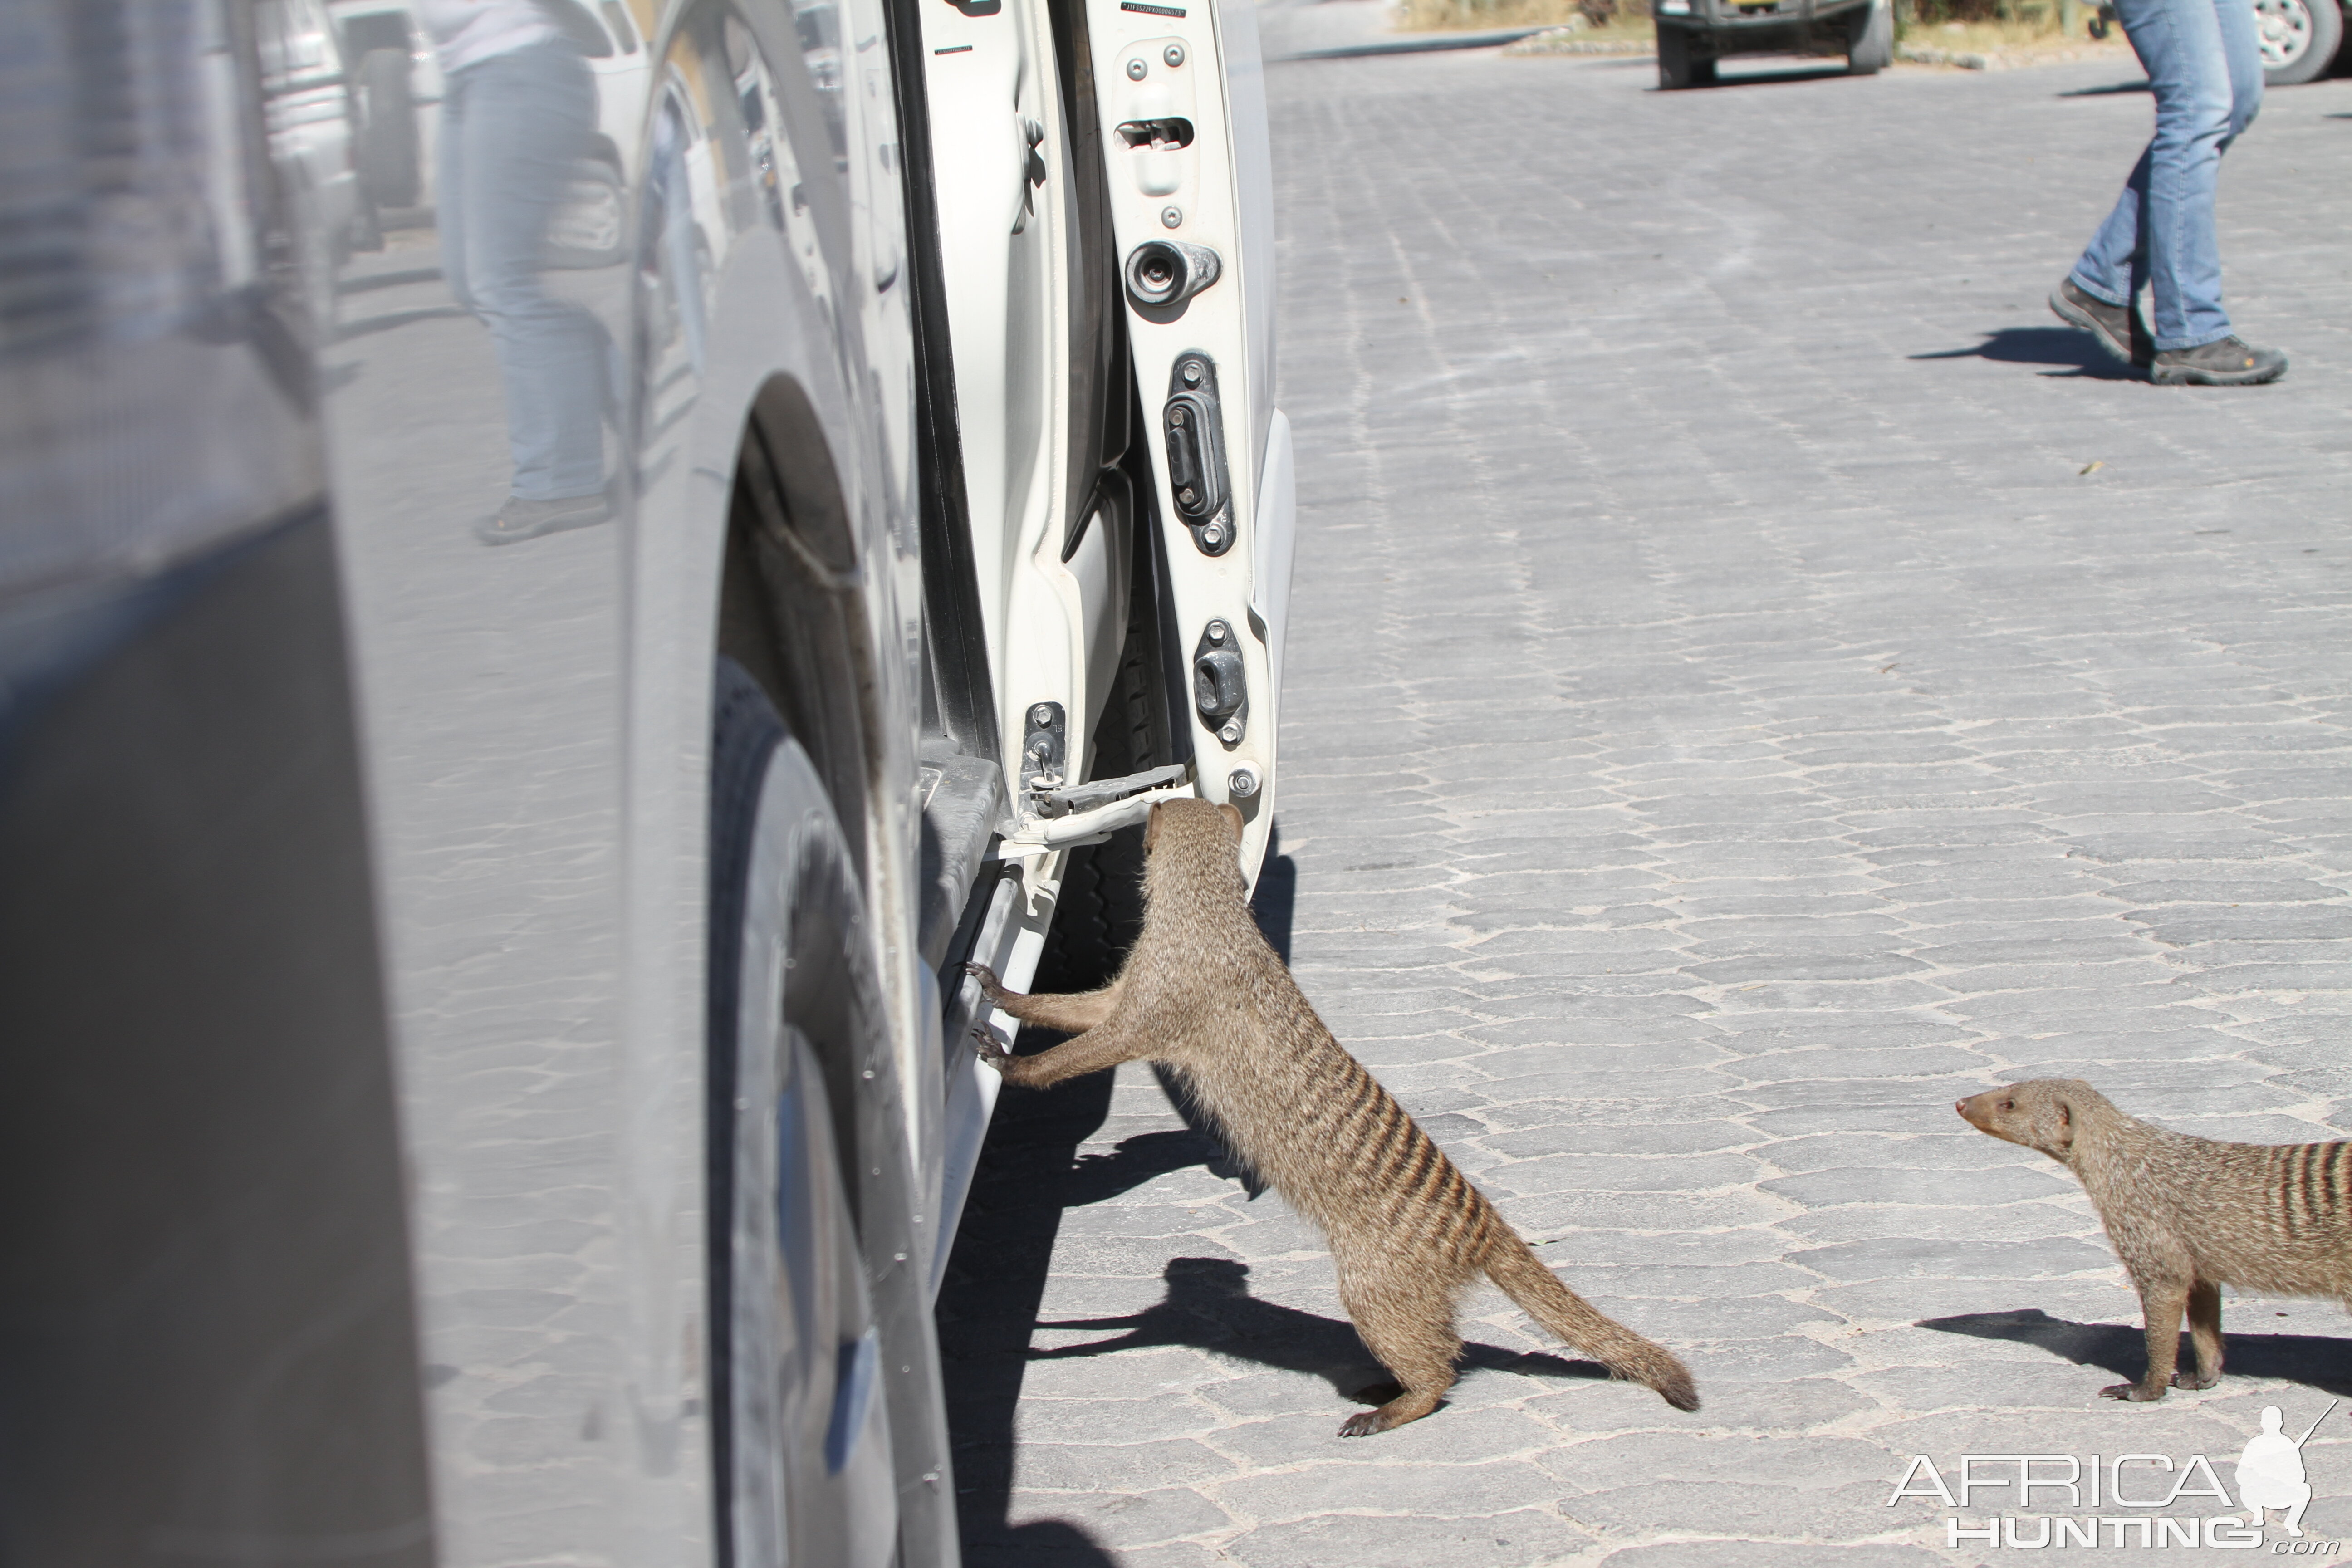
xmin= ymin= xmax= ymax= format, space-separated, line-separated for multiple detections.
xmin=941 ymin=46 xmax=2352 ymax=1568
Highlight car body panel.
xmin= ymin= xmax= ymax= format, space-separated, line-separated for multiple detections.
xmin=0 ymin=2 xmax=431 ymax=1553
xmin=6 ymin=0 xmax=1284 ymax=1556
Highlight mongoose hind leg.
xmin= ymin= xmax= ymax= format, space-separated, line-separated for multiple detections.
xmin=963 ymin=963 xmax=1124 ymax=1034
xmin=1333 ymin=1263 xmax=1461 ymax=1438
xmin=2103 ymin=1277 xmax=2189 ymax=1402
xmin=2174 ymin=1278 xmax=2223 ymax=1391
xmin=970 ymin=1014 xmax=1152 ymax=1090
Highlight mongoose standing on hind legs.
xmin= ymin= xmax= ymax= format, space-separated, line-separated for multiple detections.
xmin=1960 ymin=1079 xmax=2352 ymax=1403
xmin=966 ymin=798 xmax=1700 ymax=1436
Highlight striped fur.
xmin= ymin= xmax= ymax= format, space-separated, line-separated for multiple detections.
xmin=1960 ymin=1079 xmax=2352 ymax=1402
xmin=970 ymin=799 xmax=1698 ymax=1435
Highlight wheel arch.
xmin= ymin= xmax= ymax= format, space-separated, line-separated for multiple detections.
xmin=717 ymin=374 xmax=889 ymax=885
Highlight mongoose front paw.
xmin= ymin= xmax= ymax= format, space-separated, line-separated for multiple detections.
xmin=2171 ymin=1372 xmax=2220 ymax=1391
xmin=968 ymin=1024 xmax=1013 ymax=1071
xmin=1337 ymin=1382 xmax=1406 ymax=1437
xmin=2099 ymin=1382 xmax=2168 ymax=1402
xmin=962 ymin=962 xmax=1011 ymax=1002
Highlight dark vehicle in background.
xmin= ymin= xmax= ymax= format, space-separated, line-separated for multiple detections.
xmin=1651 ymin=0 xmax=1892 ymax=85
xmin=0 ymin=0 xmax=1291 ymax=1563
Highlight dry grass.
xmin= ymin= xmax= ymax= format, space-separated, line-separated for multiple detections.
xmin=1906 ymin=15 xmax=2110 ymax=48
xmin=1394 ymin=0 xmax=1652 ymax=34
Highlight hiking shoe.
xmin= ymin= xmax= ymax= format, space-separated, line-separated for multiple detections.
xmin=2150 ymin=335 xmax=2288 ymax=387
xmin=476 ymin=492 xmax=609 ymax=545
xmin=2049 ymin=278 xmax=2150 ymax=367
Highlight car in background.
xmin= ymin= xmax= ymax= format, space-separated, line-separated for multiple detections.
xmin=329 ymin=0 xmax=648 ymax=263
xmin=1651 ymin=0 xmax=1893 ymax=86
xmin=2085 ymin=0 xmax=2342 ymax=84
xmin=2254 ymin=0 xmax=2346 ymax=83
xmin=0 ymin=0 xmax=1292 ymax=1563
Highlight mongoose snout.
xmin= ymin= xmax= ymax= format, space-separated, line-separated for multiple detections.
xmin=1959 ymin=1077 xmax=2352 ymax=1403
xmin=1956 ymin=1084 xmax=2077 ymax=1158
xmin=966 ymin=797 xmax=1700 ymax=1435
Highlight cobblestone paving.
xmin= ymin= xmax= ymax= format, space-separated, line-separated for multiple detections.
xmin=943 ymin=49 xmax=2352 ymax=1568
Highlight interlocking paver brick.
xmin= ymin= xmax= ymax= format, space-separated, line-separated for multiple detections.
xmin=940 ymin=39 xmax=2352 ymax=1568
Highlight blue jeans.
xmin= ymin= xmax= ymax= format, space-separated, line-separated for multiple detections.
xmin=2069 ymin=0 xmax=2262 ymax=351
xmin=438 ymin=41 xmax=608 ymax=501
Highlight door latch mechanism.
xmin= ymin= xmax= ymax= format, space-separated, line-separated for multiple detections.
xmin=1192 ymin=620 xmax=1247 ymax=748
xmin=1163 ymin=352 xmax=1232 ymax=556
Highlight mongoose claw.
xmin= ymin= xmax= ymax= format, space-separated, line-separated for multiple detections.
xmin=1337 ymin=1382 xmax=1405 ymax=1437
xmin=967 ymin=1023 xmax=1012 ymax=1069
xmin=2100 ymin=1381 xmax=2167 ymax=1402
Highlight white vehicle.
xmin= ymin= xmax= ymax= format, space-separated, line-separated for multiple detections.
xmin=0 ymin=0 xmax=1290 ymax=1561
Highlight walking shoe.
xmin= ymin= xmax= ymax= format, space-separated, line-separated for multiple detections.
xmin=476 ymin=492 xmax=609 ymax=545
xmin=2048 ymin=278 xmax=2150 ymax=367
xmin=2150 ymin=335 xmax=2288 ymax=387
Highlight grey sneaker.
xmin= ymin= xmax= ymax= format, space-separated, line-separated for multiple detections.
xmin=2150 ymin=335 xmax=2288 ymax=387
xmin=476 ymin=492 xmax=608 ymax=545
xmin=2049 ymin=277 xmax=2150 ymax=367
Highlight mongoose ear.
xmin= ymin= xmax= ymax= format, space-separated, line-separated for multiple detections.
xmin=1217 ymin=802 xmax=1244 ymax=842
xmin=1144 ymin=802 xmax=1164 ymax=853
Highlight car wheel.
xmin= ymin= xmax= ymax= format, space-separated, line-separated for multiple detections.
xmin=2258 ymin=0 xmax=2344 ymax=83
xmin=1847 ymin=0 xmax=1894 ymax=72
xmin=1656 ymin=24 xmax=1718 ymax=87
xmin=355 ymin=48 xmax=419 ymax=208
xmin=706 ymin=659 xmax=924 ymax=1568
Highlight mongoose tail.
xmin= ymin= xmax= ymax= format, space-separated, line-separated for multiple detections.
xmin=1481 ymin=1232 xmax=1700 ymax=1412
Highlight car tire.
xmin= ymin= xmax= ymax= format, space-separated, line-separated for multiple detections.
xmin=1031 ymin=609 xmax=1158 ymax=990
xmin=354 ymin=49 xmax=419 ymax=208
xmin=2258 ymin=0 xmax=2343 ymax=83
xmin=1847 ymin=0 xmax=1894 ymax=72
xmin=706 ymin=659 xmax=947 ymax=1568
xmin=1656 ymin=24 xmax=1718 ymax=87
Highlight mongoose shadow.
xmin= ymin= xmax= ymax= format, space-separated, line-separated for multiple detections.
xmin=1249 ymin=824 xmax=1297 ymax=965
xmin=1919 ymin=1309 xmax=2352 ymax=1398
xmin=1031 ymin=1255 xmax=1609 ymax=1411
xmin=937 ymin=1063 xmax=1154 ymax=1568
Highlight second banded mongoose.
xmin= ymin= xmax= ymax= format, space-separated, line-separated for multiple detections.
xmin=1959 ymin=1078 xmax=2352 ymax=1402
xmin=967 ymin=798 xmax=1700 ymax=1435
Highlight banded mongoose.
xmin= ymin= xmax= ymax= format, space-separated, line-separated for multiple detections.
xmin=1959 ymin=1078 xmax=2352 ymax=1402
xmin=967 ymin=798 xmax=1700 ymax=1435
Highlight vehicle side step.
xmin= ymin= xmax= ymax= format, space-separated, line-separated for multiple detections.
xmin=917 ymin=750 xmax=1008 ymax=970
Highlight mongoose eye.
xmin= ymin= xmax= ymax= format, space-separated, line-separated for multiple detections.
xmin=1998 ymin=1099 xmax=2014 ymax=1112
